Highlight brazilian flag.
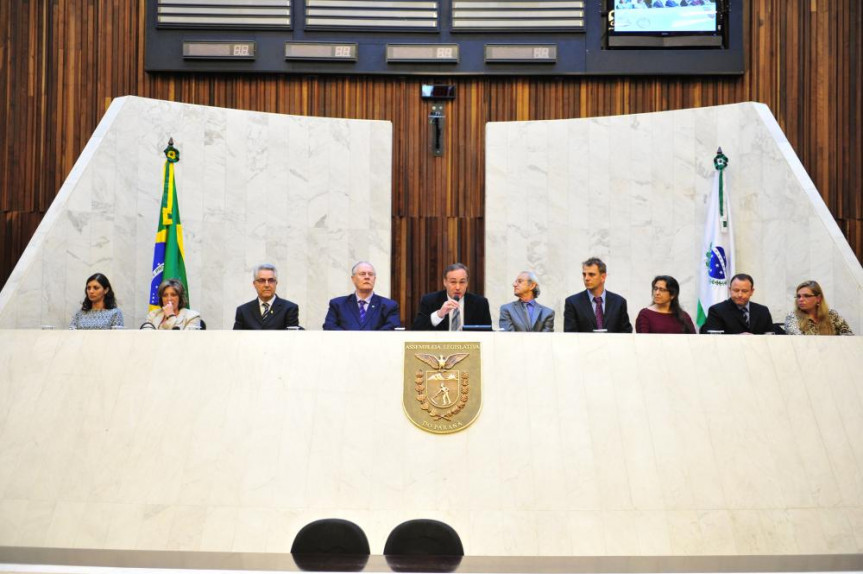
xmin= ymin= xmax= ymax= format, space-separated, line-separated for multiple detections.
xmin=149 ymin=139 xmax=189 ymax=310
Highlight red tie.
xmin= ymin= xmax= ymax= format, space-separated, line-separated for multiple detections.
xmin=594 ymin=296 xmax=604 ymax=330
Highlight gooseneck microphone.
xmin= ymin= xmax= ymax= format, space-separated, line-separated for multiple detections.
xmin=139 ymin=322 xmax=156 ymax=330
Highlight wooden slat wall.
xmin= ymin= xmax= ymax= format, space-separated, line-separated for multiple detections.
xmin=1 ymin=0 xmax=861 ymax=327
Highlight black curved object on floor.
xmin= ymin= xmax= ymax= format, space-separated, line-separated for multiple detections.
xmin=290 ymin=518 xmax=369 ymax=572
xmin=384 ymin=519 xmax=463 ymax=573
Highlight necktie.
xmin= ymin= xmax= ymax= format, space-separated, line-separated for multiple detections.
xmin=594 ymin=296 xmax=604 ymax=330
xmin=740 ymin=306 xmax=750 ymax=328
xmin=525 ymin=301 xmax=535 ymax=325
xmin=451 ymin=304 xmax=461 ymax=331
xmin=262 ymin=301 xmax=270 ymax=318
xmin=358 ymin=300 xmax=367 ymax=323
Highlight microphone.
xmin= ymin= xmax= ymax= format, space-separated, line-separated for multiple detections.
xmin=139 ymin=322 xmax=156 ymax=330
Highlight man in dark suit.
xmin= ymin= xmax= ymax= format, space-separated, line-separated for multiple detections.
xmin=700 ymin=273 xmax=773 ymax=334
xmin=323 ymin=261 xmax=401 ymax=330
xmin=564 ymin=257 xmax=633 ymax=333
xmin=499 ymin=271 xmax=555 ymax=332
xmin=412 ymin=263 xmax=492 ymax=331
xmin=233 ymin=263 xmax=300 ymax=330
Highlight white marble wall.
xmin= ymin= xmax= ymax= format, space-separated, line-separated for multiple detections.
xmin=0 ymin=97 xmax=393 ymax=330
xmin=0 ymin=331 xmax=861 ymax=556
xmin=486 ymin=103 xmax=863 ymax=333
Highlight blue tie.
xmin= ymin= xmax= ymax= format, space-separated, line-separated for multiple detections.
xmin=525 ymin=301 xmax=535 ymax=324
xmin=358 ymin=300 xmax=367 ymax=323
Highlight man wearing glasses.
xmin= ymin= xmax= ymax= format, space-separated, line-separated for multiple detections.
xmin=499 ymin=271 xmax=555 ymax=332
xmin=323 ymin=261 xmax=401 ymax=330
xmin=233 ymin=263 xmax=300 ymax=330
xmin=699 ymin=273 xmax=774 ymax=334
xmin=412 ymin=263 xmax=492 ymax=331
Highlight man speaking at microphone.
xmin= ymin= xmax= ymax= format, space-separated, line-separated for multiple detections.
xmin=412 ymin=263 xmax=491 ymax=331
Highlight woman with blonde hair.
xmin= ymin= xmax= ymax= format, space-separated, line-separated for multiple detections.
xmin=784 ymin=280 xmax=853 ymax=336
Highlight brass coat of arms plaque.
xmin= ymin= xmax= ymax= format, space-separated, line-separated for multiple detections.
xmin=403 ymin=342 xmax=482 ymax=434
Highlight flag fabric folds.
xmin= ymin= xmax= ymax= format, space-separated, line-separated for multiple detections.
xmin=696 ymin=148 xmax=734 ymax=328
xmin=149 ymin=140 xmax=189 ymax=311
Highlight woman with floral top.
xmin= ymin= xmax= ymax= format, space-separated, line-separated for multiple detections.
xmin=69 ymin=273 xmax=124 ymax=329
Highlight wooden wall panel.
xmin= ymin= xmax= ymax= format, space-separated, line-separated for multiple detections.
xmin=1 ymin=0 xmax=861 ymax=327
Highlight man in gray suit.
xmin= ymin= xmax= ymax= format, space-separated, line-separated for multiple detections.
xmin=499 ymin=271 xmax=555 ymax=332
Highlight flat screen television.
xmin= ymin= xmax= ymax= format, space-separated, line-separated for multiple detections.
xmin=607 ymin=0 xmax=725 ymax=48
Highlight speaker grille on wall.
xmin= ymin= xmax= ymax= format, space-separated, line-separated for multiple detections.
xmin=157 ymin=0 xmax=291 ymax=28
xmin=305 ymin=0 xmax=439 ymax=31
xmin=452 ymin=0 xmax=585 ymax=31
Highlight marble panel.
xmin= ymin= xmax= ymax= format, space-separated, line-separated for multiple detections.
xmin=15 ymin=501 xmax=56 ymax=548
xmin=485 ymin=103 xmax=863 ymax=333
xmin=757 ymin=509 xmax=800 ymax=553
xmin=845 ymin=507 xmax=863 ymax=551
xmin=43 ymin=502 xmax=87 ymax=547
xmin=72 ymin=503 xmax=115 ymax=549
xmin=788 ymin=508 xmax=829 ymax=553
xmin=198 ymin=506 xmax=238 ymax=551
xmin=728 ymin=509 xmax=768 ymax=554
xmin=102 ymin=504 xmax=145 ymax=549
xmin=135 ymin=505 xmax=176 ymax=550
xmin=1 ymin=330 xmax=862 ymax=557
xmin=0 ymin=499 xmax=28 ymax=546
xmin=633 ymin=510 xmax=673 ymax=555
xmin=0 ymin=97 xmax=392 ymax=329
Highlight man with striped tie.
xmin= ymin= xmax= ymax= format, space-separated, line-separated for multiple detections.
xmin=323 ymin=261 xmax=401 ymax=330
xmin=233 ymin=263 xmax=300 ymax=330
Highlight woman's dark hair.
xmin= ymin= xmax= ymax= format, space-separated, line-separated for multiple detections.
xmin=81 ymin=273 xmax=117 ymax=310
xmin=651 ymin=275 xmax=694 ymax=333
xmin=158 ymin=278 xmax=188 ymax=310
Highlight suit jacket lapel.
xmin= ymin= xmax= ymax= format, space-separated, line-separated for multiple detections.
xmin=604 ymin=294 xmax=617 ymax=328
xmin=346 ymin=294 xmax=363 ymax=326
xmin=364 ymin=294 xmax=382 ymax=329
xmin=532 ymin=304 xmax=548 ymax=331
xmin=581 ymin=291 xmax=597 ymax=330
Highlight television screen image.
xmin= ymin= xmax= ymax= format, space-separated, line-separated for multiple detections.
xmin=613 ymin=0 xmax=717 ymax=33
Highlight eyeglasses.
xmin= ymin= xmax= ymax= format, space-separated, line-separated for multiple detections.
xmin=255 ymin=278 xmax=277 ymax=285
xmin=795 ymin=293 xmax=816 ymax=299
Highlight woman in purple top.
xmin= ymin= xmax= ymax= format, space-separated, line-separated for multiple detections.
xmin=635 ymin=275 xmax=696 ymax=334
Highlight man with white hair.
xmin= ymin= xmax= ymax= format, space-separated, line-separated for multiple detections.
xmin=233 ymin=263 xmax=300 ymax=330
xmin=323 ymin=261 xmax=401 ymax=330
xmin=499 ymin=271 xmax=555 ymax=332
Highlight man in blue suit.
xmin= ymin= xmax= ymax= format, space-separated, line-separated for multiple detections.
xmin=323 ymin=261 xmax=401 ymax=330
